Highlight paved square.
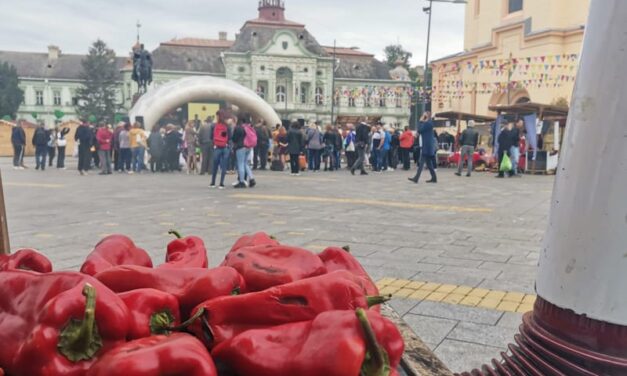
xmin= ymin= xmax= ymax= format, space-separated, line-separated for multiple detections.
xmin=2 ymin=158 xmax=554 ymax=373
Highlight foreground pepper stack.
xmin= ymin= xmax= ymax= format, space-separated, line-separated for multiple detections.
xmin=458 ymin=1 xmax=627 ymax=375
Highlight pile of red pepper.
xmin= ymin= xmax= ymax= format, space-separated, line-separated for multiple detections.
xmin=0 ymin=231 xmax=404 ymax=376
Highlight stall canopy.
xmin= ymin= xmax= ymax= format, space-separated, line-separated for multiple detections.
xmin=489 ymin=102 xmax=569 ymax=119
xmin=435 ymin=111 xmax=497 ymax=123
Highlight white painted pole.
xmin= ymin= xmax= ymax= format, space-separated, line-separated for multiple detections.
xmin=553 ymin=121 xmax=559 ymax=151
xmin=536 ymin=0 xmax=627 ymax=326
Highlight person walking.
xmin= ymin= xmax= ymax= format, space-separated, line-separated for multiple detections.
xmin=47 ymin=127 xmax=57 ymax=168
xmin=333 ymin=125 xmax=343 ymax=171
xmin=147 ymin=125 xmax=165 ymax=173
xmin=276 ymin=126 xmax=289 ymax=169
xmin=253 ymin=121 xmax=271 ymax=171
xmin=164 ymin=124 xmax=182 ymax=172
xmin=56 ymin=126 xmax=70 ymax=169
xmin=381 ymin=125 xmax=392 ymax=171
xmin=11 ymin=120 xmax=26 ymax=170
xmin=184 ymin=121 xmax=198 ymax=174
xmin=32 ymin=123 xmax=48 ymax=171
xmin=75 ymin=121 xmax=92 ymax=175
xmin=305 ymin=123 xmax=323 ymax=172
xmin=287 ymin=121 xmax=304 ymax=176
xmin=112 ymin=122 xmax=124 ymax=172
xmin=344 ymin=124 xmax=357 ymax=170
xmin=96 ymin=124 xmax=113 ymax=175
xmin=510 ymin=119 xmax=523 ymax=176
xmin=497 ymin=122 xmax=516 ymax=178
xmin=371 ymin=125 xmax=383 ymax=172
xmin=409 ymin=112 xmax=437 ymax=184
xmin=350 ymin=121 xmax=370 ymax=176
xmin=198 ymin=117 xmax=213 ymax=175
xmin=399 ymin=126 xmax=415 ymax=171
xmin=322 ymin=125 xmax=337 ymax=171
xmin=455 ymin=120 xmax=479 ymax=177
xmin=129 ymin=122 xmax=147 ymax=174
xmin=209 ymin=111 xmax=232 ymax=189
xmin=118 ymin=123 xmax=132 ymax=173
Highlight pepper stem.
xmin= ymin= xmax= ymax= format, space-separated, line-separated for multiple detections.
xmin=342 ymin=245 xmax=351 ymax=252
xmin=356 ymin=308 xmax=391 ymax=376
xmin=168 ymin=230 xmax=183 ymax=239
xmin=149 ymin=310 xmax=176 ymax=335
xmin=269 ymin=234 xmax=277 ymax=240
xmin=366 ymin=294 xmax=392 ymax=308
xmin=167 ymin=308 xmax=205 ymax=332
xmin=58 ymin=283 xmax=103 ymax=362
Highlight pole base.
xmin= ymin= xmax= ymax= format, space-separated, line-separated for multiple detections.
xmin=456 ymin=297 xmax=627 ymax=375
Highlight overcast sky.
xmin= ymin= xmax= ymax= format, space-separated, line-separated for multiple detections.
xmin=0 ymin=0 xmax=466 ymax=66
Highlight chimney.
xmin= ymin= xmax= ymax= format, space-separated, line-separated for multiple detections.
xmin=258 ymin=0 xmax=286 ymax=22
xmin=48 ymin=45 xmax=60 ymax=62
xmin=219 ymin=32 xmax=228 ymax=41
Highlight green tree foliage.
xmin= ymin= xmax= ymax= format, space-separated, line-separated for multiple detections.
xmin=0 ymin=62 xmax=25 ymax=119
xmin=75 ymin=39 xmax=119 ymax=123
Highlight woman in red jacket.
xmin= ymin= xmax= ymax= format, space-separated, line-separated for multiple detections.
xmin=96 ymin=124 xmax=113 ymax=175
xmin=399 ymin=126 xmax=415 ymax=171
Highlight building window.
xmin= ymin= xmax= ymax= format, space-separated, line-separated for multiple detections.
xmin=300 ymin=83 xmax=310 ymax=104
xmin=315 ymin=87 xmax=324 ymax=105
xmin=257 ymin=81 xmax=268 ymax=100
xmin=72 ymin=96 xmax=79 ymax=106
xmin=276 ymin=85 xmax=286 ymax=103
xmin=379 ymin=97 xmax=386 ymax=108
xmin=348 ymin=97 xmax=356 ymax=107
xmin=508 ymin=0 xmax=522 ymax=13
xmin=53 ymin=91 xmax=61 ymax=106
xmin=35 ymin=90 xmax=44 ymax=106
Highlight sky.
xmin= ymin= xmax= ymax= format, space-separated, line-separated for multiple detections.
xmin=0 ymin=0 xmax=466 ymax=66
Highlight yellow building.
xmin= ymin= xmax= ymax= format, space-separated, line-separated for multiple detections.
xmin=431 ymin=0 xmax=589 ymax=116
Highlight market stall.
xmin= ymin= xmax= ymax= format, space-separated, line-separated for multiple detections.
xmin=489 ymin=102 xmax=569 ymax=174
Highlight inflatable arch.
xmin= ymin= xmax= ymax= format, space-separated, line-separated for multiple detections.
xmin=129 ymin=76 xmax=282 ymax=129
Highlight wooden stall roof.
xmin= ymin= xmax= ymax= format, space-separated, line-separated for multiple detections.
xmin=489 ymin=102 xmax=569 ymax=118
xmin=435 ymin=111 xmax=496 ymax=123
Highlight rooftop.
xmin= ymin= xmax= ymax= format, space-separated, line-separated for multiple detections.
xmin=323 ymin=46 xmax=374 ymax=57
xmin=161 ymin=38 xmax=235 ymax=48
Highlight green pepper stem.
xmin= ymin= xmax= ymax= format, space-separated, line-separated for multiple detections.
xmin=58 ymin=283 xmax=103 ymax=362
xmin=356 ymin=308 xmax=391 ymax=376
xmin=366 ymin=294 xmax=392 ymax=308
xmin=150 ymin=310 xmax=176 ymax=335
xmin=342 ymin=245 xmax=351 ymax=252
xmin=269 ymin=234 xmax=277 ymax=240
xmin=168 ymin=230 xmax=183 ymax=239
xmin=167 ymin=308 xmax=205 ymax=332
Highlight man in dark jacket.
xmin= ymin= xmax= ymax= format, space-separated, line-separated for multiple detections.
xmin=497 ymin=122 xmax=516 ymax=178
xmin=253 ymin=122 xmax=271 ymax=171
xmin=409 ymin=112 xmax=437 ymax=183
xmin=32 ymin=123 xmax=49 ymax=171
xmin=350 ymin=121 xmax=371 ymax=176
xmin=456 ymin=120 xmax=479 ymax=177
xmin=286 ymin=122 xmax=304 ymax=175
xmin=11 ymin=121 xmax=26 ymax=169
xmin=198 ymin=116 xmax=214 ymax=175
xmin=75 ymin=121 xmax=93 ymax=175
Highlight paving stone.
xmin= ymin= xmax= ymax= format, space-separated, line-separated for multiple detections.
xmin=402 ymin=314 xmax=458 ymax=348
xmin=434 ymin=339 xmax=504 ymax=373
xmin=496 ymin=312 xmax=524 ymax=329
xmin=410 ymin=301 xmax=504 ymax=326
xmin=388 ymin=299 xmax=420 ymax=316
xmin=447 ymin=321 xmax=517 ymax=348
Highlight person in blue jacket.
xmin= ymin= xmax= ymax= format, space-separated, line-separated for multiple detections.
xmin=408 ymin=111 xmax=437 ymax=184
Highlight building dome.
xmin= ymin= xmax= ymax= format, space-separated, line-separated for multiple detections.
xmin=390 ymin=60 xmax=410 ymax=81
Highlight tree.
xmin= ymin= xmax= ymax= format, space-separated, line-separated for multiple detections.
xmin=0 ymin=62 xmax=24 ymax=119
xmin=76 ymin=39 xmax=119 ymax=123
xmin=384 ymin=44 xmax=420 ymax=82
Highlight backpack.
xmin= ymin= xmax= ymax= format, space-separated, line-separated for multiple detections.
xmin=244 ymin=124 xmax=258 ymax=148
xmin=213 ymin=123 xmax=228 ymax=148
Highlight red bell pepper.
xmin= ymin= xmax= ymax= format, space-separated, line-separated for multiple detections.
xmin=95 ymin=266 xmax=245 ymax=319
xmin=0 ymin=271 xmax=130 ymax=376
xmin=221 ymin=244 xmax=327 ymax=291
xmin=80 ymin=234 xmax=153 ymax=276
xmin=86 ymin=333 xmax=217 ymax=376
xmin=212 ymin=308 xmax=403 ymax=376
xmin=118 ymin=288 xmax=182 ymax=339
xmin=190 ymin=270 xmax=390 ymax=346
xmin=319 ymin=246 xmax=379 ymax=295
xmin=228 ymin=232 xmax=279 ymax=253
xmin=159 ymin=230 xmax=208 ymax=269
xmin=0 ymin=248 xmax=52 ymax=273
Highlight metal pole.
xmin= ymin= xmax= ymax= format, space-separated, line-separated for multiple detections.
xmin=0 ymin=171 xmax=10 ymax=254
xmin=423 ymin=0 xmax=433 ymax=113
xmin=330 ymin=40 xmax=337 ymax=124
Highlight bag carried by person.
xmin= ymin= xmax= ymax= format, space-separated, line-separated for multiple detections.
xmin=213 ymin=123 xmax=229 ymax=148
xmin=271 ymin=159 xmax=284 ymax=171
xmin=299 ymin=154 xmax=307 ymax=171
xmin=244 ymin=124 xmax=258 ymax=148
xmin=500 ymin=153 xmax=512 ymax=172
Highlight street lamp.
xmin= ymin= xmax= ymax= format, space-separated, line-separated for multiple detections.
xmin=421 ymin=0 xmax=467 ymax=114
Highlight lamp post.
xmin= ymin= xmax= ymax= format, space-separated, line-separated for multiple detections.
xmin=421 ymin=0 xmax=467 ymax=114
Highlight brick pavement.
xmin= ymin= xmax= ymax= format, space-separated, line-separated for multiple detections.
xmin=1 ymin=157 xmax=553 ymax=373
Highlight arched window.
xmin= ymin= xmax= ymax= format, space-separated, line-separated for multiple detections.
xmin=257 ymin=84 xmax=266 ymax=99
xmin=315 ymin=87 xmax=324 ymax=105
xmin=276 ymin=85 xmax=286 ymax=103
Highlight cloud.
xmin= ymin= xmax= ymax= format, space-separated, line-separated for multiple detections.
xmin=0 ymin=0 xmax=465 ymax=65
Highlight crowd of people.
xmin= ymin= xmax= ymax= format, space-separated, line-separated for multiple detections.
xmin=9 ymin=109 xmax=529 ymax=186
